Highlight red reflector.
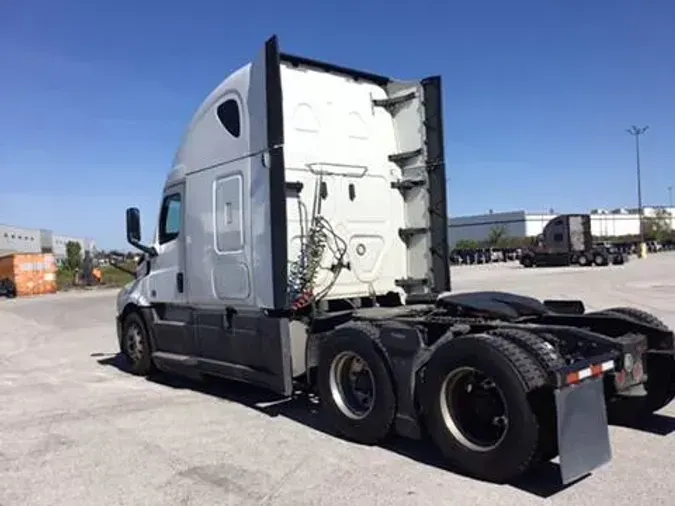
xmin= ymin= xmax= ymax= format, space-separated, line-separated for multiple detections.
xmin=566 ymin=372 xmax=580 ymax=385
xmin=591 ymin=364 xmax=603 ymax=376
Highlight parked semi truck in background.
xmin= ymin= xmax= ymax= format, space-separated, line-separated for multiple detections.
xmin=115 ymin=35 xmax=675 ymax=486
xmin=520 ymin=213 xmax=628 ymax=267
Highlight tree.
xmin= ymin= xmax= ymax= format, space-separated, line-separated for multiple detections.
xmin=487 ymin=225 xmax=508 ymax=247
xmin=65 ymin=241 xmax=82 ymax=271
xmin=498 ymin=236 xmax=533 ymax=248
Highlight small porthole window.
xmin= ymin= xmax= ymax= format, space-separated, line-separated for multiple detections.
xmin=216 ymin=99 xmax=241 ymax=138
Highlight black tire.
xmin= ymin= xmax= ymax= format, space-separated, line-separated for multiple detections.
xmin=577 ymin=254 xmax=589 ymax=267
xmin=601 ymin=307 xmax=675 ymax=414
xmin=593 ymin=253 xmax=608 ymax=266
xmin=605 ymin=307 xmax=668 ymax=330
xmin=121 ymin=312 xmax=155 ymax=376
xmin=317 ymin=322 xmax=396 ymax=445
xmin=521 ymin=255 xmax=534 ymax=268
xmin=486 ymin=328 xmax=565 ymax=372
xmin=485 ymin=328 xmax=562 ymax=462
xmin=419 ymin=333 xmax=547 ymax=483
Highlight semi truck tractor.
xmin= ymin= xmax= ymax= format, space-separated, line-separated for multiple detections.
xmin=115 ymin=35 xmax=675 ymax=486
xmin=519 ymin=214 xmax=627 ymax=267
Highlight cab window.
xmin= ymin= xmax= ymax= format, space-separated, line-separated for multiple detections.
xmin=159 ymin=193 xmax=181 ymax=244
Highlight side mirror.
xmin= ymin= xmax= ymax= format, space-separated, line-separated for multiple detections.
xmin=125 ymin=208 xmax=157 ymax=257
xmin=126 ymin=207 xmax=142 ymax=243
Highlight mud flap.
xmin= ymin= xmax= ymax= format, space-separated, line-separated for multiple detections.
xmin=556 ymin=377 xmax=612 ymax=484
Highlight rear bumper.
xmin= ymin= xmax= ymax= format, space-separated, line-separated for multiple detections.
xmin=548 ymin=352 xmax=616 ymax=388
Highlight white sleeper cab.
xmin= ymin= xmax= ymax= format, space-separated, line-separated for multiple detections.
xmin=115 ymin=35 xmax=675 ymax=487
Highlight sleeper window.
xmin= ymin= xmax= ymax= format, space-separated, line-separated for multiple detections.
xmin=216 ymin=99 xmax=241 ymax=138
xmin=159 ymin=193 xmax=181 ymax=244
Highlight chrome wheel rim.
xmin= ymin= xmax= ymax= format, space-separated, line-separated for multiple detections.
xmin=329 ymin=351 xmax=376 ymax=420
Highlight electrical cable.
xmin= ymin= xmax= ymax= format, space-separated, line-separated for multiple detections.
xmin=287 ymin=173 xmax=349 ymax=310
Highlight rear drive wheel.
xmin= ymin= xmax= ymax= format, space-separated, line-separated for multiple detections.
xmin=593 ymin=253 xmax=608 ymax=266
xmin=121 ymin=312 xmax=155 ymax=376
xmin=317 ymin=322 xmax=396 ymax=445
xmin=577 ymin=254 xmax=589 ymax=266
xmin=606 ymin=307 xmax=669 ymax=331
xmin=521 ymin=255 xmax=534 ymax=268
xmin=601 ymin=307 xmax=675 ymax=415
xmin=486 ymin=328 xmax=562 ymax=461
xmin=420 ymin=334 xmax=547 ymax=483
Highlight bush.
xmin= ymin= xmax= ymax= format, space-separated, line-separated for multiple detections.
xmin=56 ymin=266 xmax=78 ymax=291
xmin=64 ymin=241 xmax=82 ymax=271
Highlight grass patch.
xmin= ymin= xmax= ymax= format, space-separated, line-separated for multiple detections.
xmin=100 ymin=264 xmax=135 ymax=286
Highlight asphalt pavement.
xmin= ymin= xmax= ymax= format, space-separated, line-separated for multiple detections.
xmin=2 ymin=253 xmax=675 ymax=505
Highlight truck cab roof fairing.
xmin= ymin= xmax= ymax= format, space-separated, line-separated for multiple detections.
xmin=169 ymin=63 xmax=252 ymax=184
xmin=168 ymin=36 xmax=398 ymax=186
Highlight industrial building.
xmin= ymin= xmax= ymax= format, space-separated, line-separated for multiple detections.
xmin=449 ymin=207 xmax=675 ymax=247
xmin=0 ymin=224 xmax=95 ymax=261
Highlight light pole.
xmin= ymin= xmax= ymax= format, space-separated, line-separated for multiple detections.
xmin=626 ymin=125 xmax=649 ymax=257
xmin=669 ymin=185 xmax=673 ymax=232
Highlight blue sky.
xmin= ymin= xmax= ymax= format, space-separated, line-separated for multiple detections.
xmin=1 ymin=0 xmax=673 ymax=250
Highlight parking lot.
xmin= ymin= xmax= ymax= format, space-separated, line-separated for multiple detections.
xmin=2 ymin=253 xmax=675 ymax=506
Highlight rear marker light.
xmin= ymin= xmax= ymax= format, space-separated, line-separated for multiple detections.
xmin=565 ymin=360 xmax=615 ymax=385
xmin=615 ymin=369 xmax=627 ymax=386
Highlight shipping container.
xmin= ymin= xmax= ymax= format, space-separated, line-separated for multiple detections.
xmin=0 ymin=253 xmax=58 ymax=296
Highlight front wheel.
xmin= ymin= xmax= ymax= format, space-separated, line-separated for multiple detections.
xmin=121 ymin=312 xmax=155 ymax=376
xmin=419 ymin=334 xmax=547 ymax=483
